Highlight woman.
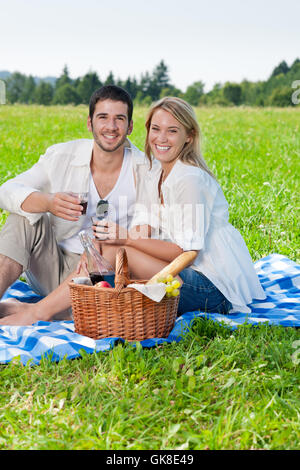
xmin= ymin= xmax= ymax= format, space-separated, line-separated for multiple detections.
xmin=96 ymin=97 xmax=266 ymax=314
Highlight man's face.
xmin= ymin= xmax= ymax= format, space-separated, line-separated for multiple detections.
xmin=88 ymin=99 xmax=133 ymax=153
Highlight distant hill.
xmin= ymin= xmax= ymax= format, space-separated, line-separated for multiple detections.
xmin=0 ymin=71 xmax=57 ymax=86
xmin=0 ymin=71 xmax=11 ymax=80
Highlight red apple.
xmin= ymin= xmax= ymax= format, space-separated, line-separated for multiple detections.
xmin=95 ymin=281 xmax=112 ymax=288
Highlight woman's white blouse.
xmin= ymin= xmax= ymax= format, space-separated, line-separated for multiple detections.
xmin=131 ymin=159 xmax=266 ymax=313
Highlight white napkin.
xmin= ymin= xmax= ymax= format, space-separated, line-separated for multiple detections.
xmin=127 ymin=283 xmax=166 ymax=302
xmin=72 ymin=277 xmax=93 ymax=286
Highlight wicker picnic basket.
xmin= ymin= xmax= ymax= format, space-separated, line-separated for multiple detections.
xmin=69 ymin=248 xmax=180 ymax=341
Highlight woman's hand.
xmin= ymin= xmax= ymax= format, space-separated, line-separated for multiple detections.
xmin=93 ymin=220 xmax=128 ymax=245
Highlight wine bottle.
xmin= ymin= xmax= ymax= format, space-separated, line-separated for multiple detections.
xmin=79 ymin=230 xmax=114 ymax=285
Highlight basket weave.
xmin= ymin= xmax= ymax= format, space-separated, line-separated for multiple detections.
xmin=69 ymin=248 xmax=179 ymax=341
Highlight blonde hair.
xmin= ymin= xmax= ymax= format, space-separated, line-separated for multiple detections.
xmin=145 ymin=96 xmax=215 ymax=178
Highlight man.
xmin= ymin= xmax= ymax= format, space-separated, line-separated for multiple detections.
xmin=0 ymin=85 xmax=145 ymax=325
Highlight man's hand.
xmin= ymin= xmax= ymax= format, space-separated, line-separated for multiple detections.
xmin=48 ymin=192 xmax=84 ymax=221
xmin=75 ymin=252 xmax=89 ymax=276
xmin=75 ymin=239 xmax=102 ymax=275
xmin=21 ymin=191 xmax=84 ymax=221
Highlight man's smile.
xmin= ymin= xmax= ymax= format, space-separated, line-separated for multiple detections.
xmin=103 ymin=134 xmax=119 ymax=140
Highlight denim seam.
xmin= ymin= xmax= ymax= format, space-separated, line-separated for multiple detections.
xmin=181 ymin=282 xmax=217 ymax=292
xmin=205 ymin=299 xmax=228 ymax=312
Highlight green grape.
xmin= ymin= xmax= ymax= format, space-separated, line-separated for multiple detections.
xmin=172 ymin=289 xmax=180 ymax=297
xmin=157 ymin=276 xmax=167 ymax=283
xmin=171 ymin=280 xmax=180 ymax=289
xmin=166 ymin=291 xmax=173 ymax=298
xmin=166 ymin=274 xmax=173 ymax=283
xmin=165 ymin=284 xmax=173 ymax=293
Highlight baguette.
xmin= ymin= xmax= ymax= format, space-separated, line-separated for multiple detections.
xmin=146 ymin=251 xmax=198 ymax=284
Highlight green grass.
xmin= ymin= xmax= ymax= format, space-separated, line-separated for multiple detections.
xmin=0 ymin=104 xmax=299 ymax=450
xmin=0 ymin=322 xmax=299 ymax=450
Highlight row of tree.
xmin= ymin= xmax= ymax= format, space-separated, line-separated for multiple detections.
xmin=2 ymin=58 xmax=300 ymax=107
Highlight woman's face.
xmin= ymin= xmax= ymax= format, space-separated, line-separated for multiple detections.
xmin=148 ymin=108 xmax=191 ymax=167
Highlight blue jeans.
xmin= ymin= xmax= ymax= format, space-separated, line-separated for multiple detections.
xmin=103 ymin=274 xmax=116 ymax=287
xmin=177 ymin=268 xmax=232 ymax=315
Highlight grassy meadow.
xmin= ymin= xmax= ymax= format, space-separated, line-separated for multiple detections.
xmin=0 ymin=104 xmax=299 ymax=450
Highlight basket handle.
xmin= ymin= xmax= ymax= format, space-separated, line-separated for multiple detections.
xmin=114 ymin=248 xmax=131 ymax=295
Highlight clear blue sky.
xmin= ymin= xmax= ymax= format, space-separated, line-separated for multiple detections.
xmin=1 ymin=0 xmax=299 ymax=92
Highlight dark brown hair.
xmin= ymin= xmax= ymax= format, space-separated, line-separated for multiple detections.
xmin=89 ymin=85 xmax=133 ymax=122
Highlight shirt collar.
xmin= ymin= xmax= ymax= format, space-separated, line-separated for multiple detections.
xmin=70 ymin=139 xmax=94 ymax=166
xmin=70 ymin=138 xmax=145 ymax=166
xmin=161 ymin=159 xmax=187 ymax=187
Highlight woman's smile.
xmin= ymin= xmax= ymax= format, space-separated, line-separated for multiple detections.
xmin=155 ymin=144 xmax=171 ymax=152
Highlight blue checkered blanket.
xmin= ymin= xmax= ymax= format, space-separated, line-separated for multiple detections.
xmin=0 ymin=253 xmax=299 ymax=365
